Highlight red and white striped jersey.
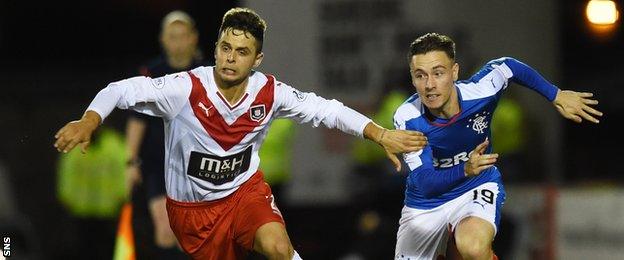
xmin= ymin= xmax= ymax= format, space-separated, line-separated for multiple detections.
xmin=87 ymin=66 xmax=371 ymax=202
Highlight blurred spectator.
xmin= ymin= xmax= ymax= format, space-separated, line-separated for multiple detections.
xmin=258 ymin=119 xmax=296 ymax=204
xmin=343 ymin=90 xmax=409 ymax=260
xmin=490 ymin=90 xmax=526 ymax=259
xmin=125 ymin=10 xmax=201 ymax=260
xmin=491 ymin=90 xmax=527 ymax=182
xmin=56 ymin=128 xmax=127 ymax=259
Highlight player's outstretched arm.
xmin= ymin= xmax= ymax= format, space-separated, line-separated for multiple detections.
xmin=552 ymin=89 xmax=603 ymax=124
xmin=464 ymin=138 xmax=498 ymax=177
xmin=54 ymin=110 xmax=102 ymax=154
xmin=363 ymin=122 xmax=427 ymax=172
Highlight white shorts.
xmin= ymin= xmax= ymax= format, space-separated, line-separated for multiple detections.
xmin=395 ymin=182 xmax=505 ymax=260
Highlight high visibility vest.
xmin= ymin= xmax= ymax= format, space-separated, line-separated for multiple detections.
xmin=353 ymin=91 xmax=407 ymax=164
xmin=258 ymin=119 xmax=296 ymax=185
xmin=57 ymin=128 xmax=128 ymax=218
xmin=491 ymin=97 xmax=525 ymax=155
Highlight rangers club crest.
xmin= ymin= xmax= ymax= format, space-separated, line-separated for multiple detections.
xmin=249 ymin=104 xmax=266 ymax=122
xmin=466 ymin=111 xmax=490 ymax=134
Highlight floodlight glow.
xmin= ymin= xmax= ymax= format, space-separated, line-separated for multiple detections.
xmin=586 ymin=0 xmax=619 ymax=25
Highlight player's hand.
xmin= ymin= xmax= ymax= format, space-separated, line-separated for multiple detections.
xmin=54 ymin=111 xmax=101 ymax=154
xmin=553 ymin=90 xmax=603 ymax=123
xmin=464 ymin=138 xmax=498 ymax=177
xmin=379 ymin=129 xmax=427 ymax=172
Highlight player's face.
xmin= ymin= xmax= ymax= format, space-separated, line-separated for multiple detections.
xmin=161 ymin=22 xmax=198 ymax=61
xmin=409 ymin=50 xmax=459 ymax=117
xmin=214 ymin=28 xmax=264 ymax=88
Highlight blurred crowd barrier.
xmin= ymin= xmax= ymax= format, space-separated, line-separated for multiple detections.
xmin=504 ymin=185 xmax=624 ymax=260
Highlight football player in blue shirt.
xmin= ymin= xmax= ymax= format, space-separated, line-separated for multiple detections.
xmin=393 ymin=33 xmax=602 ymax=260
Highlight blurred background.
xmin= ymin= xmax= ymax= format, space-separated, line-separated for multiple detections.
xmin=0 ymin=0 xmax=622 ymax=259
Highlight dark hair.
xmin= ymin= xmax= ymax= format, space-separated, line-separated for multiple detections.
xmin=408 ymin=33 xmax=455 ymax=60
xmin=219 ymin=7 xmax=267 ymax=52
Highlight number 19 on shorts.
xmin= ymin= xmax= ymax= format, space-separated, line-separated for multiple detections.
xmin=473 ymin=189 xmax=494 ymax=204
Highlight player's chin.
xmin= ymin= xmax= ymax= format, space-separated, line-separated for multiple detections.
xmin=424 ymin=102 xmax=442 ymax=110
xmin=218 ymin=72 xmax=241 ymax=83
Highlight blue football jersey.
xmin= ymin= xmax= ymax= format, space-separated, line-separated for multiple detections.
xmin=394 ymin=57 xmax=558 ymax=209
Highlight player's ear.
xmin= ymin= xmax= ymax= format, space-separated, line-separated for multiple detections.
xmin=408 ymin=59 xmax=417 ymax=88
xmin=253 ymin=52 xmax=264 ymax=68
xmin=452 ymin=62 xmax=459 ymax=81
xmin=409 ymin=70 xmax=418 ymax=88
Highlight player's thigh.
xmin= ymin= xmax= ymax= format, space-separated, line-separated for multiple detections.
xmin=450 ymin=182 xmax=505 ymax=236
xmin=148 ymin=195 xmax=169 ymax=228
xmin=233 ymin=181 xmax=286 ymax=251
xmin=165 ymin=198 xmax=232 ymax=258
xmin=450 ymin=182 xmax=505 ymax=252
xmin=148 ymin=195 xmax=178 ymax=247
xmin=395 ymin=205 xmax=450 ymax=259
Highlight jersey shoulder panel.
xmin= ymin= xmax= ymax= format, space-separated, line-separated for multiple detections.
xmin=247 ymin=70 xmax=270 ymax=93
xmin=456 ymin=59 xmax=511 ymax=101
xmin=189 ymin=66 xmax=213 ymax=79
xmin=394 ymin=94 xmax=423 ymax=130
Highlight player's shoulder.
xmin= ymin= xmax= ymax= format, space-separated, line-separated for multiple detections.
xmin=251 ymin=71 xmax=298 ymax=95
xmin=248 ymin=70 xmax=272 ymax=89
xmin=186 ymin=65 xmax=214 ymax=79
xmin=250 ymin=70 xmax=271 ymax=81
xmin=465 ymin=57 xmax=515 ymax=83
xmin=455 ymin=57 xmax=515 ymax=100
xmin=394 ymin=93 xmax=424 ymax=123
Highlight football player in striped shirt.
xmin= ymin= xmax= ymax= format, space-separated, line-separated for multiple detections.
xmin=54 ymin=7 xmax=427 ymax=260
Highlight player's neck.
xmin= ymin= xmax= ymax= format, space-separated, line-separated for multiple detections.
xmin=215 ymin=75 xmax=249 ymax=105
